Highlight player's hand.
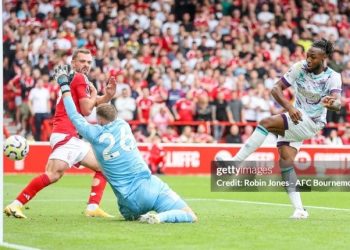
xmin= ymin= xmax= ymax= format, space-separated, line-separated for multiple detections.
xmin=105 ymin=76 xmax=117 ymax=99
xmin=321 ymin=96 xmax=336 ymax=108
xmin=287 ymin=106 xmax=302 ymax=124
xmin=54 ymin=65 xmax=74 ymax=94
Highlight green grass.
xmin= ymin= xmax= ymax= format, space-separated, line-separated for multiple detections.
xmin=3 ymin=175 xmax=350 ymax=250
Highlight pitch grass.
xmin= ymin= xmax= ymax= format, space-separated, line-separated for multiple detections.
xmin=3 ymin=175 xmax=350 ymax=250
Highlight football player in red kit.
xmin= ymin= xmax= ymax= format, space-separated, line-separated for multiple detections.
xmin=5 ymin=49 xmax=116 ymax=218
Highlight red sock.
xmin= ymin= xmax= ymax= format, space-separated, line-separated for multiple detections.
xmin=88 ymin=171 xmax=107 ymax=205
xmin=16 ymin=174 xmax=51 ymax=205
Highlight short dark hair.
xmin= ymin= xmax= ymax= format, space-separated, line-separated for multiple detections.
xmin=96 ymin=103 xmax=117 ymax=122
xmin=72 ymin=48 xmax=91 ymax=60
xmin=312 ymin=39 xmax=334 ymax=57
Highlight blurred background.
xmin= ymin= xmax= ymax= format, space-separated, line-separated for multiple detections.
xmin=2 ymin=0 xmax=350 ymax=146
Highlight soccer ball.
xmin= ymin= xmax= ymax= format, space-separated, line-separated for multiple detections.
xmin=3 ymin=135 xmax=29 ymax=161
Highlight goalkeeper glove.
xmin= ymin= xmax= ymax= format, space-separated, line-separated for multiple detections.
xmin=53 ymin=65 xmax=74 ymax=94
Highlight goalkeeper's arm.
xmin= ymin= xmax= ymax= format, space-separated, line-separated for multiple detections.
xmin=62 ymin=92 xmax=95 ymax=141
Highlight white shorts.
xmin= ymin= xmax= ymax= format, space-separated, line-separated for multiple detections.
xmin=49 ymin=133 xmax=91 ymax=167
xmin=277 ymin=109 xmax=323 ymax=151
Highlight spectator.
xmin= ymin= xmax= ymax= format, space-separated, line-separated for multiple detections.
xmin=310 ymin=130 xmax=326 ymax=145
xmin=328 ymin=50 xmax=346 ymax=73
xmin=151 ymin=104 xmax=174 ymax=135
xmin=212 ymin=92 xmax=233 ymax=141
xmin=179 ymin=126 xmax=194 ymax=143
xmin=341 ymin=126 xmax=350 ymax=145
xmin=225 ymin=125 xmax=242 ymax=144
xmin=241 ymin=88 xmax=259 ymax=122
xmin=145 ymin=122 xmax=157 ymax=139
xmin=137 ymin=87 xmax=153 ymax=123
xmin=150 ymin=76 xmax=168 ymax=104
xmin=167 ymin=80 xmax=184 ymax=108
xmin=195 ymin=94 xmax=212 ymax=122
xmin=113 ymin=88 xmax=136 ymax=121
xmin=161 ymin=126 xmax=179 ymax=143
xmin=256 ymin=89 xmax=273 ymax=121
xmin=28 ymin=79 xmax=51 ymax=141
xmin=341 ymin=61 xmax=350 ymax=91
xmin=228 ymin=91 xmax=244 ymax=122
xmin=264 ymin=69 xmax=279 ymax=90
xmin=38 ymin=0 xmax=54 ymax=17
xmin=134 ymin=128 xmax=147 ymax=143
xmin=172 ymin=92 xmax=195 ymax=123
xmin=325 ymin=129 xmax=343 ymax=145
xmin=242 ymin=125 xmax=254 ymax=143
xmin=257 ymin=4 xmax=275 ymax=24
xmin=3 ymin=0 xmax=350 ymax=142
xmin=193 ymin=124 xmax=214 ymax=143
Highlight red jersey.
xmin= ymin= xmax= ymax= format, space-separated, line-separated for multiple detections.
xmin=199 ymin=76 xmax=217 ymax=92
xmin=150 ymin=85 xmax=168 ymax=103
xmin=148 ymin=143 xmax=166 ymax=165
xmin=137 ymin=97 xmax=153 ymax=120
xmin=211 ymin=86 xmax=232 ymax=101
xmin=190 ymin=87 xmax=209 ymax=100
xmin=174 ymin=98 xmax=194 ymax=121
xmin=52 ymin=73 xmax=90 ymax=137
xmin=9 ymin=75 xmax=21 ymax=97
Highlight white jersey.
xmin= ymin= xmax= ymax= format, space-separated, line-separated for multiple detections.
xmin=282 ymin=60 xmax=342 ymax=126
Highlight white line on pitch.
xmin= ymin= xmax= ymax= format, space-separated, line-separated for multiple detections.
xmin=0 ymin=242 xmax=40 ymax=250
xmin=3 ymin=197 xmax=350 ymax=212
xmin=186 ymin=198 xmax=350 ymax=212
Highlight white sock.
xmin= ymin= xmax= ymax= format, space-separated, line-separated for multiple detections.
xmin=12 ymin=200 xmax=23 ymax=207
xmin=288 ymin=192 xmax=303 ymax=210
xmin=232 ymin=125 xmax=269 ymax=162
xmin=87 ymin=204 xmax=99 ymax=211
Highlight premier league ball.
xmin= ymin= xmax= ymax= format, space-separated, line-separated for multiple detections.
xmin=3 ymin=135 xmax=29 ymax=161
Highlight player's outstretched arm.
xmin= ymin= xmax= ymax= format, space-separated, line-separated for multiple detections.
xmin=96 ymin=76 xmax=117 ymax=105
xmin=53 ymin=65 xmax=96 ymax=141
xmin=63 ymin=92 xmax=93 ymax=140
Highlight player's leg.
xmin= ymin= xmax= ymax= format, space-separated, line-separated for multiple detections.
xmin=140 ymin=196 xmax=197 ymax=224
xmin=4 ymin=159 xmax=68 ymax=219
xmin=279 ymin=145 xmax=308 ymax=219
xmin=139 ymin=176 xmax=197 ymax=223
xmin=217 ymin=114 xmax=286 ymax=162
xmin=80 ymin=148 xmax=113 ymax=218
xmin=117 ymin=193 xmax=141 ymax=221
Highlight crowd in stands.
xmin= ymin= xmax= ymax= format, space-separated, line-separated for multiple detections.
xmin=3 ymin=0 xmax=350 ymax=145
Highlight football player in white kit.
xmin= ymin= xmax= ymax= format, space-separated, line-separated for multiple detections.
xmin=217 ymin=39 xmax=342 ymax=219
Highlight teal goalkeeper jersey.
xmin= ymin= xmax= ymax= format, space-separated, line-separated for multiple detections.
xmin=63 ymin=96 xmax=151 ymax=199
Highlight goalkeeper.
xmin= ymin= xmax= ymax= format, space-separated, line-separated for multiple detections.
xmin=55 ymin=65 xmax=197 ymax=224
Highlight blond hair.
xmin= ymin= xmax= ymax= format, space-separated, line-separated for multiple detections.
xmin=96 ymin=103 xmax=117 ymax=122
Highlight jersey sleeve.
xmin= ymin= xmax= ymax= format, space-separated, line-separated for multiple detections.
xmin=328 ymin=72 xmax=342 ymax=95
xmin=63 ymin=95 xmax=101 ymax=142
xmin=73 ymin=74 xmax=91 ymax=100
xmin=281 ymin=62 xmax=303 ymax=88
